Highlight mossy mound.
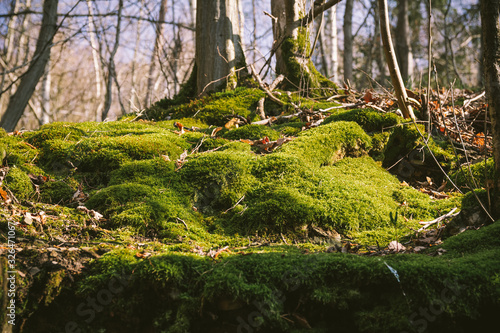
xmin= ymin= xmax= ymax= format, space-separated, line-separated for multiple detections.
xmin=279 ymin=121 xmax=372 ymax=166
xmin=451 ymin=158 xmax=494 ymax=191
xmin=146 ymin=87 xmax=266 ymax=125
xmin=323 ymin=108 xmax=401 ymax=132
xmin=222 ymin=124 xmax=280 ymax=141
xmin=22 ymin=220 xmax=499 ymax=333
xmin=4 ymin=166 xmax=34 ymax=200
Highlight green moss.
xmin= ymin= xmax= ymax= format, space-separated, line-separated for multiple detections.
xmin=86 ymin=182 xmax=195 ymax=233
xmin=451 ymin=158 xmax=494 ymax=191
xmin=146 ymin=87 xmax=266 ymax=125
xmin=279 ymin=121 xmax=372 ymax=166
xmin=180 ymin=151 xmax=257 ymax=213
xmin=280 ymin=29 xmax=337 ymax=94
xmin=37 ymin=123 xmax=189 ymax=183
xmin=4 ymin=167 xmax=33 ymax=200
xmin=323 ymin=108 xmax=401 ymax=132
xmin=40 ymin=180 xmax=76 ymax=204
xmin=222 ymin=124 xmax=280 ymax=141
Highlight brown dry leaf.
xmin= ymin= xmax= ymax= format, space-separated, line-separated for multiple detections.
xmin=0 ymin=187 xmax=9 ymax=203
xmin=239 ymin=139 xmax=254 ymax=145
xmin=363 ymin=90 xmax=374 ymax=103
xmin=162 ymin=155 xmax=171 ymax=162
xmin=211 ymin=127 xmax=223 ymax=137
xmin=224 ymin=118 xmax=239 ymax=129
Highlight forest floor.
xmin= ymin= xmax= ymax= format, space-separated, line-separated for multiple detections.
xmin=0 ymin=85 xmax=499 ymax=333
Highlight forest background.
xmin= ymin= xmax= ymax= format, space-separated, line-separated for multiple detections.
xmin=0 ymin=0 xmax=482 ymax=130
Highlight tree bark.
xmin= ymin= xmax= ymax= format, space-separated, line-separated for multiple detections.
xmin=271 ymin=0 xmax=336 ymax=93
xmin=144 ymin=0 xmax=167 ymax=106
xmin=102 ymin=0 xmax=123 ymax=121
xmin=343 ymin=0 xmax=354 ymax=84
xmin=378 ymin=0 xmax=415 ymax=120
xmin=395 ymin=0 xmax=413 ymax=83
xmin=329 ymin=6 xmax=338 ymax=82
xmin=40 ymin=58 xmax=51 ymax=125
xmin=195 ymin=0 xmax=246 ymax=96
xmin=0 ymin=0 xmax=58 ymax=132
xmin=481 ymin=0 xmax=500 ymax=217
xmin=86 ymin=0 xmax=103 ymax=121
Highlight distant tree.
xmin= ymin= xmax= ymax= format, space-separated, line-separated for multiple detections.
xmin=481 ymin=0 xmax=500 ymax=217
xmin=395 ymin=0 xmax=413 ymax=83
xmin=194 ymin=0 xmax=246 ymax=96
xmin=0 ymin=0 xmax=59 ymax=132
xmin=343 ymin=0 xmax=353 ymax=84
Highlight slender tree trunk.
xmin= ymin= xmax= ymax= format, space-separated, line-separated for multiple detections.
xmin=40 ymin=59 xmax=51 ymax=125
xmin=144 ymin=0 xmax=167 ymax=107
xmin=378 ymin=0 xmax=415 ymax=120
xmin=395 ymin=0 xmax=413 ymax=83
xmin=329 ymin=6 xmax=338 ymax=82
xmin=86 ymin=0 xmax=103 ymax=121
xmin=195 ymin=0 xmax=247 ymax=96
xmin=481 ymin=0 xmax=500 ymax=217
xmin=373 ymin=0 xmax=385 ymax=83
xmin=343 ymin=0 xmax=354 ymax=84
xmin=0 ymin=0 xmax=58 ymax=132
xmin=102 ymin=0 xmax=123 ymax=121
xmin=129 ymin=0 xmax=144 ymax=112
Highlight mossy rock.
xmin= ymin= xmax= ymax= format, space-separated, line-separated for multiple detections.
xmin=222 ymin=124 xmax=280 ymax=141
xmin=382 ymin=123 xmax=454 ymax=177
xmin=4 ymin=167 xmax=34 ymax=200
xmin=323 ymin=108 xmax=401 ymax=132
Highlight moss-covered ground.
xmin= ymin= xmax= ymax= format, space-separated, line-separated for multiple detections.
xmin=0 ymin=88 xmax=498 ymax=332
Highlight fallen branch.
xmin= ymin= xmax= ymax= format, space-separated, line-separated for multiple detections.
xmin=463 ymin=91 xmax=485 ymax=109
xmin=417 ymin=208 xmax=459 ymax=232
xmin=175 ymin=217 xmax=188 ymax=230
xmin=249 ymin=64 xmax=285 ymax=106
xmin=223 ymin=195 xmax=245 ymax=213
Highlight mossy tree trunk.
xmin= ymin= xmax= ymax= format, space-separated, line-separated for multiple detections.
xmin=481 ymin=0 xmax=500 ymax=218
xmin=195 ymin=0 xmax=246 ymax=97
xmin=271 ymin=0 xmax=337 ymax=93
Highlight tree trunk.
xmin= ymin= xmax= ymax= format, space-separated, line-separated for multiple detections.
xmin=86 ymin=0 xmax=103 ymax=121
xmin=195 ymin=0 xmax=246 ymax=96
xmin=270 ymin=0 xmax=336 ymax=93
xmin=144 ymin=0 xmax=167 ymax=106
xmin=102 ymin=0 xmax=123 ymax=121
xmin=0 ymin=0 xmax=58 ymax=132
xmin=40 ymin=59 xmax=51 ymax=125
xmin=481 ymin=0 xmax=500 ymax=217
xmin=373 ymin=0 xmax=386 ymax=83
xmin=329 ymin=6 xmax=338 ymax=82
xmin=378 ymin=0 xmax=415 ymax=120
xmin=343 ymin=0 xmax=354 ymax=84
xmin=395 ymin=0 xmax=413 ymax=83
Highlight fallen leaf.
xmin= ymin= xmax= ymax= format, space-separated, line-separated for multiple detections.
xmin=364 ymin=89 xmax=374 ymax=103
xmin=224 ymin=118 xmax=239 ymax=129
xmin=211 ymin=127 xmax=223 ymax=137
